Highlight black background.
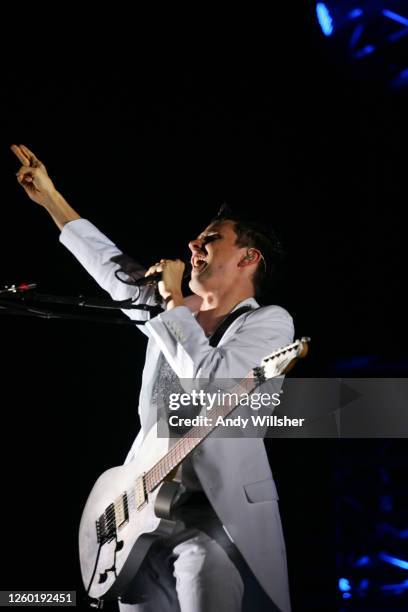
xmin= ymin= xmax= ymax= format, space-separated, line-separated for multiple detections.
xmin=0 ymin=5 xmax=406 ymax=611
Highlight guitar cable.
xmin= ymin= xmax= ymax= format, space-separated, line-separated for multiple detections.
xmin=86 ymin=541 xmax=103 ymax=596
xmin=86 ymin=535 xmax=119 ymax=609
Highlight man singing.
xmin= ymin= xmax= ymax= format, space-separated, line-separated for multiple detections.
xmin=12 ymin=144 xmax=294 ymax=612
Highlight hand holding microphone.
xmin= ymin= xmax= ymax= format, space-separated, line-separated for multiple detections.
xmin=145 ymin=259 xmax=185 ymax=308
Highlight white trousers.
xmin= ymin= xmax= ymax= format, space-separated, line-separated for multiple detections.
xmin=118 ymin=527 xmax=245 ymax=612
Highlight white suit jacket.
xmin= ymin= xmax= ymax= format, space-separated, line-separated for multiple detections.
xmin=60 ymin=219 xmax=294 ymax=612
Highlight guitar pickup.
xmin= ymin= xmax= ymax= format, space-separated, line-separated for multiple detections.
xmin=135 ymin=474 xmax=148 ymax=511
xmin=114 ymin=492 xmax=129 ymax=530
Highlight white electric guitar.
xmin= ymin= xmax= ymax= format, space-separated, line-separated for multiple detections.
xmin=79 ymin=337 xmax=310 ymax=605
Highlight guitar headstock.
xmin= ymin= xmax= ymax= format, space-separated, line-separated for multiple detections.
xmin=253 ymin=337 xmax=310 ymax=382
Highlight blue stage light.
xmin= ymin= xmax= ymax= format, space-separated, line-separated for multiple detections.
xmin=355 ymin=556 xmax=371 ymax=567
xmin=314 ymin=1 xmax=408 ymax=89
xmin=379 ymin=552 xmax=408 ymax=570
xmin=381 ymin=579 xmax=408 ymax=594
xmin=339 ymin=577 xmax=352 ymax=591
xmin=383 ymin=9 xmax=408 ymax=27
xmin=316 ymin=3 xmax=334 ymax=36
xmin=349 ymin=8 xmax=363 ymax=19
xmin=355 ymin=44 xmax=376 ymax=58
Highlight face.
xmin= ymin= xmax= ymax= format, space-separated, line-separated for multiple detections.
xmin=188 ymin=220 xmax=249 ymax=294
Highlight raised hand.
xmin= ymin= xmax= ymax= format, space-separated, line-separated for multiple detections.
xmin=11 ymin=144 xmax=57 ymax=207
xmin=10 ymin=144 xmax=80 ymax=230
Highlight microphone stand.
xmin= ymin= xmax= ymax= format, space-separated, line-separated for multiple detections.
xmin=0 ymin=283 xmax=164 ymax=325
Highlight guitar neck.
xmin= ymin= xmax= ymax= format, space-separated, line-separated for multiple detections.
xmin=141 ymin=336 xmax=310 ymax=496
xmin=144 ymin=374 xmax=258 ymax=494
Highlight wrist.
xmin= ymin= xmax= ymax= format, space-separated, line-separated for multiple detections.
xmin=165 ymin=292 xmax=184 ymax=310
xmin=43 ymin=189 xmax=64 ymax=211
xmin=43 ymin=190 xmax=81 ymax=230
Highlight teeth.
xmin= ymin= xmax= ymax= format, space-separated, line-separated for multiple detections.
xmin=193 ymin=257 xmax=207 ymax=269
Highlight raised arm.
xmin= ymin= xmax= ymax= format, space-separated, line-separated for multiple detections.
xmin=11 ymin=144 xmax=202 ymax=326
xmin=11 ymin=144 xmax=159 ymax=325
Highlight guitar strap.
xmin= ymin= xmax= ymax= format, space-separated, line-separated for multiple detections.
xmin=208 ymin=305 xmax=258 ymax=347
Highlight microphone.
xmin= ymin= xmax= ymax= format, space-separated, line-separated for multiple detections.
xmin=112 ymin=252 xmax=192 ymax=287
xmin=132 ymin=272 xmax=162 ymax=287
xmin=133 ymin=268 xmax=192 ymax=286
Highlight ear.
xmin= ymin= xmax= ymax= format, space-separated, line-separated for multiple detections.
xmin=238 ymin=248 xmax=262 ymax=267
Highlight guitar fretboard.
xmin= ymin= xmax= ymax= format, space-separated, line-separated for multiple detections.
xmin=144 ymin=374 xmax=258 ymax=494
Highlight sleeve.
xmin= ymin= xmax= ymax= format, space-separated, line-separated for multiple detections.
xmin=59 ymin=218 xmax=159 ymax=327
xmin=145 ymin=303 xmax=295 ymax=380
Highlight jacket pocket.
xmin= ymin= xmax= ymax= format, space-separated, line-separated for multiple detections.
xmin=243 ymin=477 xmax=279 ymax=503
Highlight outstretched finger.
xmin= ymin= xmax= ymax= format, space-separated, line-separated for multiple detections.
xmin=10 ymin=144 xmax=30 ymax=166
xmin=19 ymin=144 xmax=42 ymax=167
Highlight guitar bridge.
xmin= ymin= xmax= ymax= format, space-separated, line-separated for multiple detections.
xmin=96 ymin=503 xmax=116 ymax=544
xmin=96 ymin=491 xmax=130 ymax=544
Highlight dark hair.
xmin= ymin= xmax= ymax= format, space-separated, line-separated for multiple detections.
xmin=211 ymin=202 xmax=286 ymax=299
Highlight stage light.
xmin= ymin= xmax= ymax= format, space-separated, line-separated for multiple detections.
xmin=380 ymin=579 xmax=408 ymax=594
xmin=339 ymin=577 xmax=352 ymax=591
xmin=314 ymin=1 xmax=408 ymax=89
xmin=383 ymin=8 xmax=408 ymax=27
xmin=379 ymin=552 xmax=408 ymax=570
xmin=316 ymin=3 xmax=334 ymax=36
xmin=349 ymin=8 xmax=363 ymax=19
xmin=355 ymin=556 xmax=371 ymax=567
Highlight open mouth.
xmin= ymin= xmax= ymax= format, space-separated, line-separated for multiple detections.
xmin=191 ymin=255 xmax=208 ymax=273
